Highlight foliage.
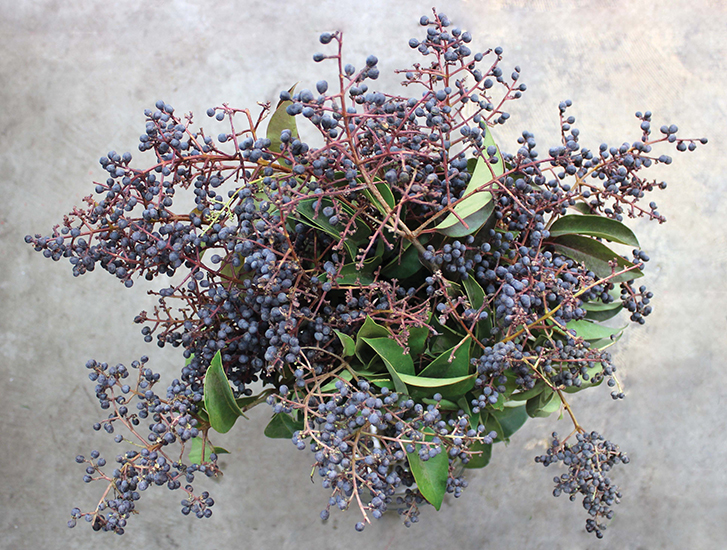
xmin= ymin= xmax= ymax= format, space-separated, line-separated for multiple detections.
xmin=27 ymin=9 xmax=705 ymax=538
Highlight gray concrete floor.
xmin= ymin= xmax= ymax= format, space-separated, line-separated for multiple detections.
xmin=2 ymin=0 xmax=725 ymax=548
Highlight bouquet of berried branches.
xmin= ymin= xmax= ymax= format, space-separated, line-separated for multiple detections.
xmin=26 ymin=9 xmax=705 ymax=539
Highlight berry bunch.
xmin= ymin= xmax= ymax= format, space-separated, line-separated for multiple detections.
xmin=68 ymin=357 xmax=219 ymax=533
xmin=535 ymin=431 xmax=630 ymax=538
xmin=26 ymin=9 xmax=703 ymax=538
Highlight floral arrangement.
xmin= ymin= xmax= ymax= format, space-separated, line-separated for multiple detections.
xmin=26 ymin=10 xmax=705 ymax=538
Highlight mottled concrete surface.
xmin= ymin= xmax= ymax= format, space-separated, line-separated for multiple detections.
xmin=1 ymin=1 xmax=725 ymax=548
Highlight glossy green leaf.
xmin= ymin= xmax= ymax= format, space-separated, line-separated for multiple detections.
xmin=397 ymin=372 xmax=475 ymax=388
xmin=583 ymin=302 xmax=623 ymax=322
xmin=489 ymin=405 xmax=528 ymax=441
xmin=463 ymin=441 xmax=492 ymax=469
xmin=584 ymin=330 xmax=624 ymax=351
xmin=428 ymin=316 xmax=467 ymax=356
xmin=264 ymin=413 xmax=304 ymax=439
xmin=318 ymin=256 xmax=380 ymax=286
xmin=320 ymin=370 xmax=354 ymax=392
xmin=361 ymin=337 xmax=415 ymax=374
xmin=462 ymin=276 xmax=486 ymax=310
xmin=355 ymin=316 xmax=391 ymax=364
xmin=194 ymin=406 xmax=210 ymax=425
xmin=218 ymin=256 xmax=252 ymax=287
xmin=422 ymin=397 xmax=459 ymax=410
xmin=582 ymin=299 xmax=623 ymax=312
xmin=571 ymin=202 xmax=593 ymax=215
xmin=435 ymin=129 xmax=503 ymax=237
xmin=371 ymin=378 xmax=395 ymax=390
xmin=382 ymin=244 xmax=424 ymax=280
xmin=203 ymin=351 xmax=245 ymax=433
xmin=508 ymin=383 xmax=545 ymax=402
xmin=499 ymin=370 xmax=520 ymax=400
xmin=566 ymin=320 xmax=626 ymax=341
xmin=548 ymin=214 xmax=639 ymax=247
xmin=408 ymin=325 xmax=430 ymax=358
xmin=361 ymin=336 xmax=414 ymax=395
xmin=267 ymin=84 xmax=299 ymax=154
xmin=415 ymin=344 xmax=472 ymax=399
xmin=550 ymin=234 xmax=643 ymax=283
xmin=406 ymin=429 xmax=449 ymax=510
xmin=489 ymin=392 xmax=506 ymax=411
xmin=419 ymin=344 xmax=470 ymax=378
xmin=235 ymin=391 xmax=269 ymax=412
xmin=297 ymin=197 xmax=370 ymax=260
xmin=189 ymin=437 xmax=230 ymax=465
xmin=526 ymin=390 xmax=561 ymax=418
xmin=457 ymin=396 xmax=480 ymax=431
xmin=562 ymin=362 xmax=607 ymax=393
xmin=356 ymin=316 xmax=391 ymax=338
xmin=334 ymin=329 xmax=356 ymax=357
xmin=363 ymin=181 xmax=396 ymax=214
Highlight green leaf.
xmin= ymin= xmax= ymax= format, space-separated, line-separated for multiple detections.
xmin=584 ymin=330 xmax=624 ymax=351
xmin=582 ymin=299 xmax=623 ymax=312
xmin=583 ymin=302 xmax=623 ymax=322
xmin=362 ymin=336 xmax=414 ymax=374
xmin=571 ymin=202 xmax=593 ymax=215
xmin=406 ymin=429 xmax=449 ymax=509
xmin=549 ymin=234 xmax=643 ymax=283
xmin=408 ymin=325 xmax=430 ymax=358
xmin=463 ymin=441 xmax=492 ymax=469
xmin=356 ymin=316 xmax=391 ymax=339
xmin=264 ymin=413 xmax=304 ymax=439
xmin=320 ymin=370 xmax=354 ymax=392
xmin=428 ymin=317 xmax=466 ymax=356
xmin=267 ymin=84 xmax=299 ymax=154
xmin=381 ymin=244 xmax=424 ymax=280
xmin=419 ymin=344 xmax=471 ymax=378
xmin=526 ymin=390 xmax=561 ymax=418
xmin=188 ymin=437 xmax=230 ymax=465
xmin=489 ymin=405 xmax=528 ymax=441
xmin=457 ymin=396 xmax=480 ymax=431
xmin=355 ymin=316 xmax=392 ymax=364
xmin=562 ymin=362 xmax=607 ymax=393
xmin=508 ymin=384 xmax=545 ymax=402
xmin=566 ymin=320 xmax=626 ymax=341
xmin=422 ymin=397 xmax=460 ymax=410
xmin=462 ymin=277 xmax=491 ymax=342
xmin=194 ymin=406 xmax=210 ymax=425
xmin=326 ymin=257 xmax=380 ymax=286
xmin=435 ymin=129 xmax=503 ymax=237
xmin=334 ymin=329 xmax=356 ymax=357
xmin=462 ymin=276 xmax=486 ymax=310
xmin=548 ymin=214 xmax=639 ymax=247
xmin=489 ymin=392 xmax=506 ymax=411
xmin=297 ymin=197 xmax=370 ymax=260
xmin=415 ymin=344 xmax=473 ymax=399
xmin=500 ymin=370 xmax=520 ymax=400
xmin=371 ymin=378 xmax=395 ymax=390
xmin=234 ymin=391 xmax=269 ymax=412
xmin=397 ymin=372 xmax=476 ymax=388
xmin=362 ymin=181 xmax=396 ymax=214
xmin=481 ymin=411 xmax=503 ymax=441
xmin=203 ymin=351 xmax=245 ymax=433
xmin=219 ymin=257 xmax=252 ymax=287
xmin=361 ymin=336 xmax=415 ymax=395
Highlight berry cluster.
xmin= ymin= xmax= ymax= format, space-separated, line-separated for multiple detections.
xmin=67 ymin=357 xmax=219 ymax=533
xmin=270 ymin=378 xmax=495 ymax=529
xmin=26 ymin=8 xmax=702 ymax=538
xmin=535 ymin=431 xmax=630 ymax=539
